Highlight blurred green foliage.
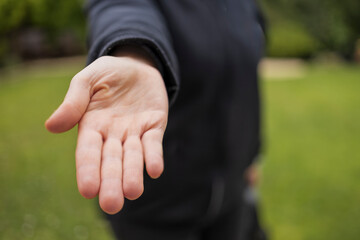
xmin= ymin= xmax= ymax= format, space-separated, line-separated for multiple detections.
xmin=262 ymin=0 xmax=360 ymax=58
xmin=266 ymin=21 xmax=320 ymax=58
xmin=0 ymin=0 xmax=359 ymax=62
xmin=0 ymin=0 xmax=85 ymax=64
xmin=0 ymin=0 xmax=84 ymax=34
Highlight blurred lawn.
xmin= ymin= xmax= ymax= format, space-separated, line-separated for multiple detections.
xmin=260 ymin=63 xmax=360 ymax=240
xmin=0 ymin=58 xmax=359 ymax=239
xmin=0 ymin=58 xmax=114 ymax=240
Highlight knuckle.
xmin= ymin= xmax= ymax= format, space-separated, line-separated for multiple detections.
xmin=102 ymin=157 xmax=121 ymax=176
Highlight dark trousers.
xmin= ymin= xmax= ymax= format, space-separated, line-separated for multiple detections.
xmin=107 ymin=186 xmax=267 ymax=240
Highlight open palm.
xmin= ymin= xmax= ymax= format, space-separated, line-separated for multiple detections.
xmin=45 ymin=55 xmax=168 ymax=214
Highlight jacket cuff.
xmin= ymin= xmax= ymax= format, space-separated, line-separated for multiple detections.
xmin=87 ymin=33 xmax=179 ymax=106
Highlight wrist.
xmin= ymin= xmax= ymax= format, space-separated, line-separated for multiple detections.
xmin=111 ymin=45 xmax=158 ymax=69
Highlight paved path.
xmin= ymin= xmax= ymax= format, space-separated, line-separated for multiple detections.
xmin=259 ymin=58 xmax=306 ymax=80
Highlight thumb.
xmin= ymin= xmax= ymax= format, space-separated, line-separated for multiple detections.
xmin=45 ymin=71 xmax=91 ymax=133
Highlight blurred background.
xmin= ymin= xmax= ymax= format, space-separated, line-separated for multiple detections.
xmin=0 ymin=0 xmax=359 ymax=239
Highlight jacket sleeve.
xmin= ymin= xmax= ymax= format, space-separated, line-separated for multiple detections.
xmin=85 ymin=0 xmax=179 ymax=104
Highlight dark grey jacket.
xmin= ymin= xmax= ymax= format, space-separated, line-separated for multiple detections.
xmin=86 ymin=0 xmax=265 ymax=226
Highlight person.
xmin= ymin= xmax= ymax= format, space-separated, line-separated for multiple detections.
xmin=45 ymin=0 xmax=266 ymax=239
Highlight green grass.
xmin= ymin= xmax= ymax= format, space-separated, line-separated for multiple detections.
xmin=260 ymin=63 xmax=360 ymax=240
xmin=0 ymin=59 xmax=359 ymax=239
xmin=0 ymin=59 xmax=114 ymax=240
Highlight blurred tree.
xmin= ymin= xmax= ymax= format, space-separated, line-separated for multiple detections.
xmin=0 ymin=0 xmax=85 ymax=65
xmin=0 ymin=0 xmax=359 ymax=63
xmin=263 ymin=0 xmax=360 ymax=59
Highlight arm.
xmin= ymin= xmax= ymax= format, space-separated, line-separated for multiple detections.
xmin=45 ymin=0 xmax=178 ymax=215
xmin=86 ymin=0 xmax=179 ymax=104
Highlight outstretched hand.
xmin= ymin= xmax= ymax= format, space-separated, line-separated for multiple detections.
xmin=45 ymin=52 xmax=168 ymax=214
